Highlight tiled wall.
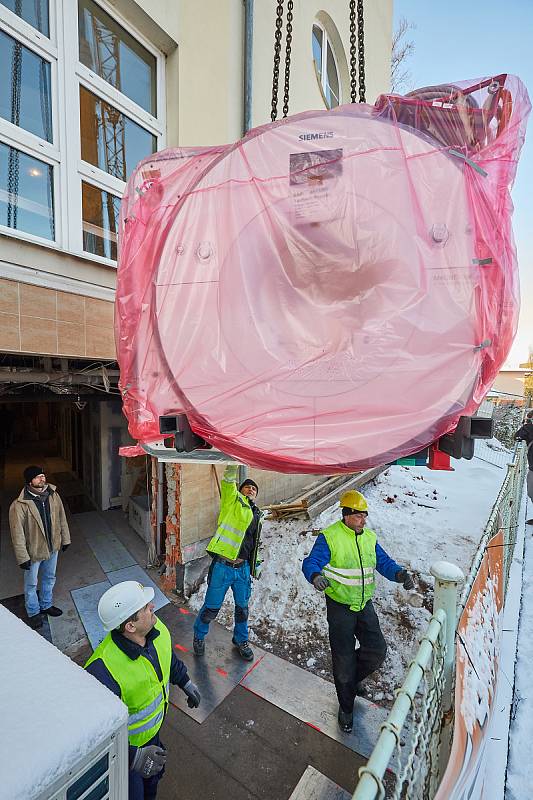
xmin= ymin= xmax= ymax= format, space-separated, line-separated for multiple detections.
xmin=0 ymin=278 xmax=115 ymax=359
xmin=180 ymin=463 xmax=322 ymax=548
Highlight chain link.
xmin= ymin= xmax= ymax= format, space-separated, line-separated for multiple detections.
xmin=7 ymin=39 xmax=22 ymax=229
xmin=271 ymin=0 xmax=285 ymax=122
xmin=357 ymin=0 xmax=366 ymax=102
xmin=349 ymin=0 xmax=357 ymax=103
xmin=282 ymin=0 xmax=293 ymax=118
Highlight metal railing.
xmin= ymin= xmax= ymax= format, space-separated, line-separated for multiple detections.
xmin=459 ymin=441 xmax=526 ymax=609
xmin=352 ymin=443 xmax=527 ymax=799
xmin=354 ymin=609 xmax=447 ymax=799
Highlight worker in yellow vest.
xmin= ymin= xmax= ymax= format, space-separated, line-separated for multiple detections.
xmin=85 ymin=581 xmax=201 ymax=800
xmin=193 ymin=464 xmax=263 ymax=661
xmin=302 ymin=489 xmax=414 ymax=734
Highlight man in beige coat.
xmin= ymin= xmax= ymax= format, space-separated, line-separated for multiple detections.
xmin=9 ymin=465 xmax=71 ymax=629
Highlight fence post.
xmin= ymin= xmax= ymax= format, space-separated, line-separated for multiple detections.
xmin=430 ymin=560 xmax=464 ymax=784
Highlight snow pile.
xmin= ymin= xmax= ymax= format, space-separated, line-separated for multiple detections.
xmin=459 ymin=575 xmax=501 ymax=735
xmin=0 ymin=605 xmax=127 ymax=800
xmin=189 ymin=458 xmax=508 ymax=700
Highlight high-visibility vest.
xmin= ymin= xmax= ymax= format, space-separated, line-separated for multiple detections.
xmin=322 ymin=520 xmax=377 ymax=611
xmin=206 ymin=465 xmax=262 ymax=572
xmin=85 ymin=619 xmax=171 ymax=746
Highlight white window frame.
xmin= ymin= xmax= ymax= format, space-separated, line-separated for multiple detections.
xmin=312 ymin=22 xmax=341 ymax=109
xmin=0 ymin=0 xmax=166 ymax=266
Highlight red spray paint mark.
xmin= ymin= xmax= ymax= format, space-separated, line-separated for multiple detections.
xmin=216 ymin=667 xmax=228 ymax=677
xmin=174 ymin=644 xmax=189 ymax=652
xmin=239 ymin=653 xmax=266 ymax=683
xmin=305 ymin=722 xmax=322 ymax=732
xmin=179 ymin=607 xmax=191 ymax=615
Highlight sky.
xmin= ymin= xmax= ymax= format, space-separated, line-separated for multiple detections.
xmin=393 ymin=0 xmax=532 ymax=369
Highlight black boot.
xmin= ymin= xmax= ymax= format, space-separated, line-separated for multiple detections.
xmin=232 ymin=639 xmax=254 ymax=661
xmin=28 ymin=613 xmax=43 ymax=629
xmin=42 ymin=606 xmax=63 ymax=617
xmin=338 ymin=708 xmax=353 ymax=733
xmin=193 ymin=637 xmax=205 ymax=656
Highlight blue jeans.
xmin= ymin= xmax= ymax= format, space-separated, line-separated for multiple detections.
xmin=24 ymin=550 xmax=58 ymax=617
xmin=193 ymin=559 xmax=252 ymax=643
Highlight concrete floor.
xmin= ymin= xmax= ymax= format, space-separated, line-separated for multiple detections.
xmin=0 ymin=440 xmax=373 ymax=799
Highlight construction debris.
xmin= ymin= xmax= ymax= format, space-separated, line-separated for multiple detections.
xmin=264 ymin=466 xmax=388 ymax=521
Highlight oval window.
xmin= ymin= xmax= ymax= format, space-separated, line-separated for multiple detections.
xmin=312 ymin=23 xmax=341 ymax=108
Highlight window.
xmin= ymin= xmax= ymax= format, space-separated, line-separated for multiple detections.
xmin=82 ymin=181 xmax=120 ymax=260
xmin=312 ymin=23 xmax=341 ymax=109
xmin=78 ymin=0 xmax=156 ymax=115
xmin=0 ymin=29 xmax=52 ymax=141
xmin=0 ymin=142 xmax=54 ymax=239
xmin=0 ymin=0 xmax=49 ymax=36
xmin=79 ymin=86 xmax=156 ymax=181
xmin=0 ymin=0 xmax=164 ymax=262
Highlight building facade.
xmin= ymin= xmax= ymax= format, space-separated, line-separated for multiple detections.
xmin=0 ymin=0 xmax=393 ymax=585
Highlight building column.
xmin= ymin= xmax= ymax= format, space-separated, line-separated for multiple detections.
xmin=162 ymin=463 xmax=182 ymax=590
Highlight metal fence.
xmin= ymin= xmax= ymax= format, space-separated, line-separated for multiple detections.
xmin=352 ymin=442 xmax=527 ymax=800
xmin=473 ymin=438 xmax=514 ymax=470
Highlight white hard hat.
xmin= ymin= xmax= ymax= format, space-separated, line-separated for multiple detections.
xmin=98 ymin=581 xmax=155 ymax=631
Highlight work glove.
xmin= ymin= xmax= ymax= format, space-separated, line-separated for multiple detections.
xmin=183 ymin=679 xmax=201 ymax=708
xmin=312 ymin=574 xmax=329 ymax=592
xmin=62 ymin=544 xmax=70 ymax=553
xmin=19 ymin=560 xmax=31 ymax=570
xmin=131 ymin=745 xmax=167 ymax=778
xmin=396 ymin=569 xmax=415 ymax=590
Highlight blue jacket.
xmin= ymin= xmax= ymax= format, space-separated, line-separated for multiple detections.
xmin=85 ymin=623 xmax=189 ymax=764
xmin=302 ymin=531 xmax=403 ymax=586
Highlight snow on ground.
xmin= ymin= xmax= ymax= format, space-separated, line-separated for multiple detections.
xmin=0 ymin=605 xmax=127 ymax=800
xmin=505 ymin=502 xmax=533 ymax=800
xmin=188 ymin=448 xmax=510 ymax=703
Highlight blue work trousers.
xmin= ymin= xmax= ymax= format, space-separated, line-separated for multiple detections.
xmin=129 ymin=735 xmax=165 ymax=800
xmin=193 ymin=559 xmax=251 ymax=643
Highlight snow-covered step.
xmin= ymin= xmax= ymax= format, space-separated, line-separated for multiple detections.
xmin=289 ymin=766 xmax=351 ymax=799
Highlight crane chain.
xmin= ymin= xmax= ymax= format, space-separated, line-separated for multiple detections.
xmin=349 ymin=0 xmax=357 ymax=103
xmin=282 ymin=0 xmax=293 ymax=118
xmin=271 ymin=0 xmax=285 ymax=122
xmin=357 ymin=0 xmax=366 ymax=103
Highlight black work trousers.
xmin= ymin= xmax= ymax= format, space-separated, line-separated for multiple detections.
xmin=326 ymin=595 xmax=387 ymax=713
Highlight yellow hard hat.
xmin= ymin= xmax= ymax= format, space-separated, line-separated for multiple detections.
xmin=339 ymin=490 xmax=368 ymax=512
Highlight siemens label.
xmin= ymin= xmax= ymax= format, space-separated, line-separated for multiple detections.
xmin=298 ymin=131 xmax=335 ymax=141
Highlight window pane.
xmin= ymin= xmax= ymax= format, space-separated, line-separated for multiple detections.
xmin=78 ymin=0 xmax=156 ymax=115
xmin=0 ymin=142 xmax=54 ymax=240
xmin=326 ymin=42 xmax=340 ymax=108
xmin=0 ymin=0 xmax=49 ymax=36
xmin=0 ymin=30 xmax=52 ymax=141
xmin=67 ymin=754 xmax=108 ymax=800
xmin=312 ymin=25 xmax=323 ymax=78
xmin=80 ymin=86 xmax=156 ymax=181
xmin=82 ymin=182 xmax=120 ymax=260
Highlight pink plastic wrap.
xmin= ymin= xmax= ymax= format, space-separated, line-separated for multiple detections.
xmin=116 ymin=75 xmax=530 ymax=473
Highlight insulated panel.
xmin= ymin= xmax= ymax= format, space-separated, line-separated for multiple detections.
xmin=71 ymin=580 xmax=111 ymax=649
xmin=240 ymin=652 xmax=388 ymax=759
xmin=289 ymin=766 xmax=351 ymax=800
xmin=158 ymin=604 xmax=265 ymax=724
xmin=85 ymin=533 xmax=137 ymax=572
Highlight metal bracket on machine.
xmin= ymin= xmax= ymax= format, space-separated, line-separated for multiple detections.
xmin=141 ymin=440 xmax=238 ymax=464
xmin=141 ymin=416 xmax=238 ymax=463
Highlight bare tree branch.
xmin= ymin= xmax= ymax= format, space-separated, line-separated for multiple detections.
xmin=391 ymin=17 xmax=415 ymax=94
